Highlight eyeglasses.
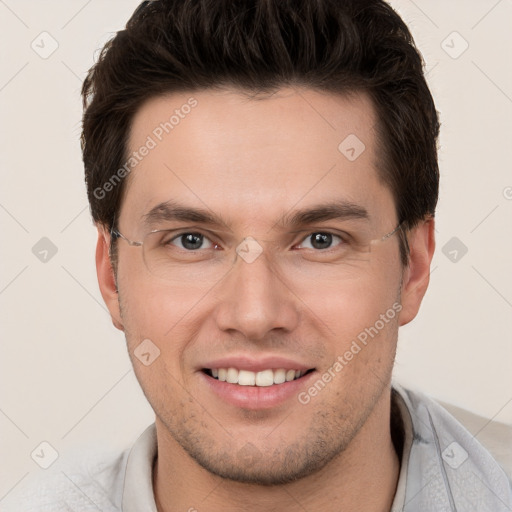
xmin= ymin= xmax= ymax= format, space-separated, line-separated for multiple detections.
xmin=110 ymin=222 xmax=403 ymax=284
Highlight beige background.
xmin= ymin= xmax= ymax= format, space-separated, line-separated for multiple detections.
xmin=1 ymin=0 xmax=511 ymax=503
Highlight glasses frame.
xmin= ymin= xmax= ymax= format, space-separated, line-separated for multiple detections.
xmin=110 ymin=221 xmax=404 ymax=252
xmin=109 ymin=220 xmax=404 ymax=281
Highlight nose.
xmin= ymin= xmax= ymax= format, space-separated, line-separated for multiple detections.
xmin=212 ymin=245 xmax=300 ymax=341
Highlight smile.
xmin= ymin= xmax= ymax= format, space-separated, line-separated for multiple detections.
xmin=203 ymin=368 xmax=314 ymax=386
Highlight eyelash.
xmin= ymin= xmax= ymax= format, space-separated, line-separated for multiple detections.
xmin=166 ymin=231 xmax=347 ymax=252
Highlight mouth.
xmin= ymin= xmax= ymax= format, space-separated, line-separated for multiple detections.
xmin=202 ymin=367 xmax=315 ymax=387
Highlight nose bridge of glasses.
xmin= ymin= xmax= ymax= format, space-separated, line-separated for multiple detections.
xmin=227 ymin=237 xmax=296 ymax=304
xmin=233 ymin=235 xmax=280 ymax=268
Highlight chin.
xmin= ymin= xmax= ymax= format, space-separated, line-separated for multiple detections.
xmin=178 ymin=431 xmax=351 ymax=486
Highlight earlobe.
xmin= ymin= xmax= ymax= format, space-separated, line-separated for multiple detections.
xmin=399 ymin=218 xmax=436 ymax=326
xmin=95 ymin=226 xmax=124 ymax=331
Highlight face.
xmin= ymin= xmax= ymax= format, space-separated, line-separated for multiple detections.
xmin=97 ymin=87 xmax=431 ymax=484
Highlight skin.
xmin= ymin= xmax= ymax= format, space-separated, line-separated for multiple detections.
xmin=96 ymin=87 xmax=435 ymax=511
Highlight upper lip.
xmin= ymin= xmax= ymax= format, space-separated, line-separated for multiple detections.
xmin=199 ymin=355 xmax=314 ymax=373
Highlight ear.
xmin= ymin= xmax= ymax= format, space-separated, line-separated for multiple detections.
xmin=95 ymin=226 xmax=124 ymax=331
xmin=399 ymin=218 xmax=436 ymax=326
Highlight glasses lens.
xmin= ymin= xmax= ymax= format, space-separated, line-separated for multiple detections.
xmin=138 ymin=225 xmax=400 ymax=286
xmin=142 ymin=230 xmax=234 ymax=284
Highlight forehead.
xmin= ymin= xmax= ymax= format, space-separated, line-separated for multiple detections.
xmin=120 ymin=87 xmax=394 ymax=230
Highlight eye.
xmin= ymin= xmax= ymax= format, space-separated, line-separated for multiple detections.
xmin=297 ymin=232 xmax=344 ymax=250
xmin=170 ymin=232 xmax=215 ymax=251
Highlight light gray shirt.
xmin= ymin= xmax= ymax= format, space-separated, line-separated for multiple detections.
xmin=5 ymin=385 xmax=512 ymax=511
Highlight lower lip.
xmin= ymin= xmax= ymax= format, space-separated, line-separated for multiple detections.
xmin=200 ymin=371 xmax=316 ymax=410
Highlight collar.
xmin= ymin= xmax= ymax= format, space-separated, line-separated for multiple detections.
xmin=120 ymin=386 xmax=511 ymax=511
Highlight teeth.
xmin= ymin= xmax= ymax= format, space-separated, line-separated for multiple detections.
xmin=255 ymin=369 xmax=274 ymax=387
xmin=208 ymin=367 xmax=308 ymax=386
xmin=286 ymin=369 xmax=296 ymax=382
xmin=273 ymin=368 xmax=286 ymax=384
xmin=238 ymin=370 xmax=255 ymax=386
xmin=226 ymin=367 xmax=238 ymax=384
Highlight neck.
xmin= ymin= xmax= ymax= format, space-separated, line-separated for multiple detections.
xmin=153 ymin=390 xmax=400 ymax=512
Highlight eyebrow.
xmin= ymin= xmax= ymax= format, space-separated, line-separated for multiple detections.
xmin=278 ymin=201 xmax=369 ymax=229
xmin=141 ymin=199 xmax=369 ymax=231
xmin=141 ymin=200 xmax=226 ymax=229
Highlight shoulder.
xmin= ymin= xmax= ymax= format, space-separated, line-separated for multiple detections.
xmin=1 ymin=445 xmax=129 ymax=512
xmin=394 ymin=385 xmax=512 ymax=511
xmin=438 ymin=398 xmax=512 ymax=479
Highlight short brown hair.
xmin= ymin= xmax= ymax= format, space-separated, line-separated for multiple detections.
xmin=82 ymin=0 xmax=440 ymax=265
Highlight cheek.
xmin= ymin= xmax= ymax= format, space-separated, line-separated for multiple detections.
xmin=118 ymin=267 xmax=211 ymax=385
xmin=118 ymin=253 xmax=206 ymax=339
xmin=119 ymin=279 xmax=198 ymax=414
xmin=289 ymin=258 xmax=401 ymax=334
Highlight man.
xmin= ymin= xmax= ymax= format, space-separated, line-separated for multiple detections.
xmin=12 ymin=0 xmax=512 ymax=510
